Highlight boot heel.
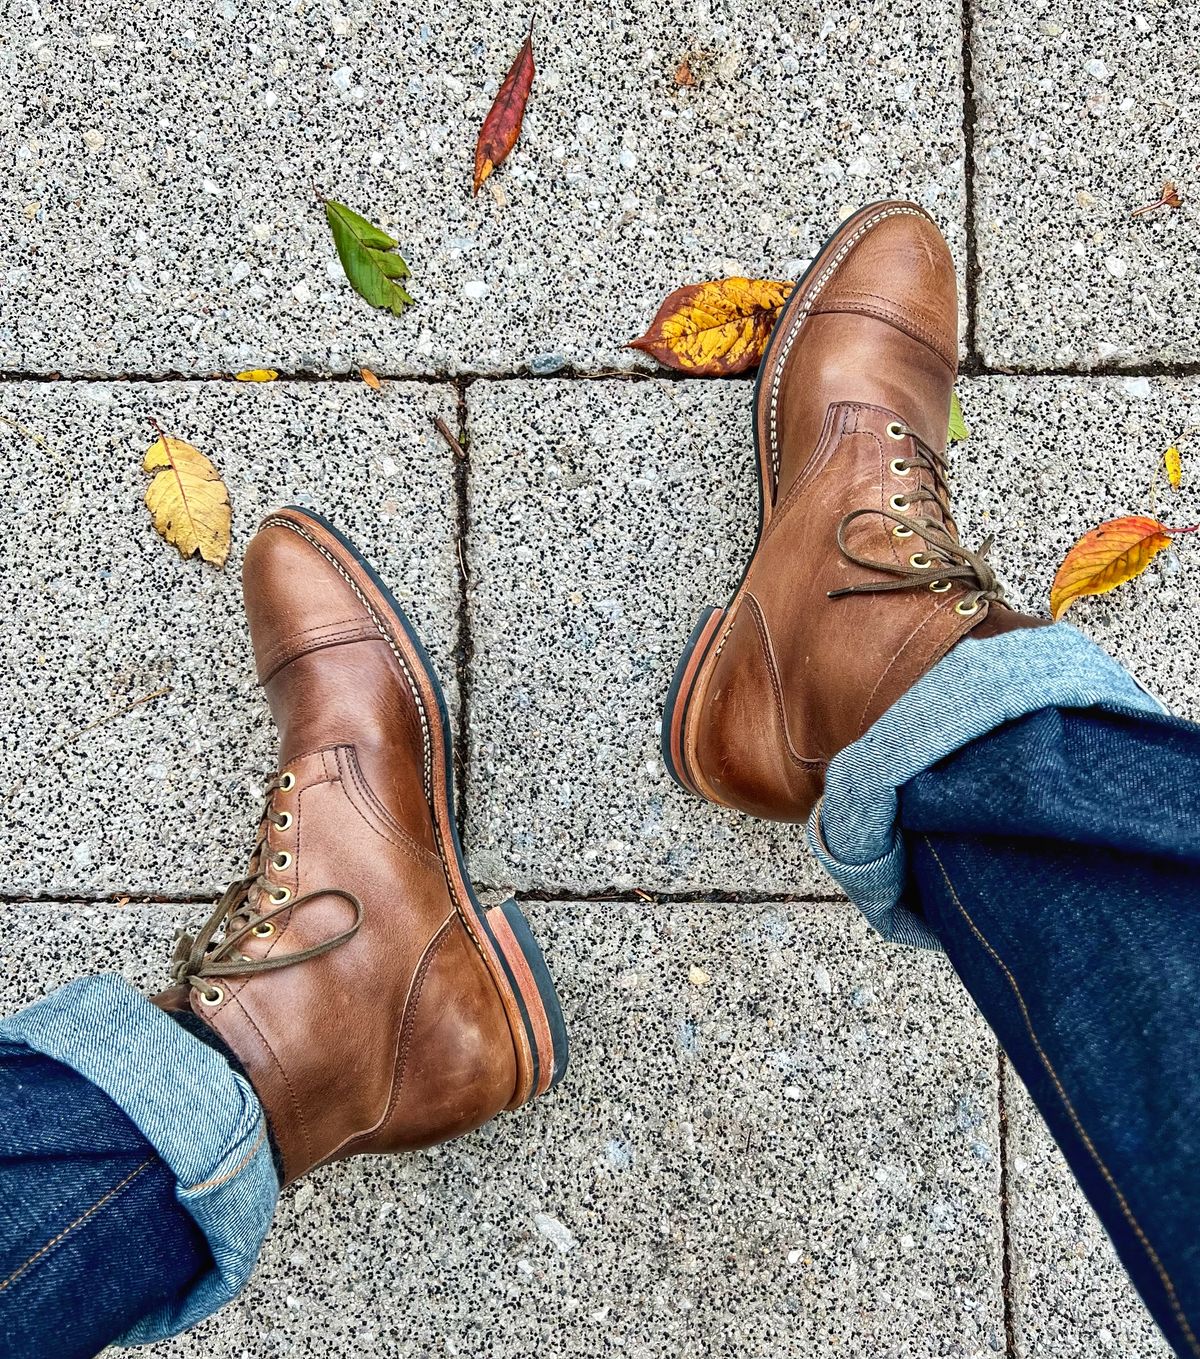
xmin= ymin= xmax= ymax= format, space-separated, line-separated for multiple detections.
xmin=661 ymin=605 xmax=726 ymax=796
xmin=485 ymin=899 xmax=569 ymax=1100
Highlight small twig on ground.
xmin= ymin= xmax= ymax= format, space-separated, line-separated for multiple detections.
xmin=434 ymin=416 xmax=468 ymax=460
xmin=49 ymin=686 xmax=174 ymax=756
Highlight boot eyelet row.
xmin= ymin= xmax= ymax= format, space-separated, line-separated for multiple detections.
xmin=885 ymin=422 xmax=907 ymax=441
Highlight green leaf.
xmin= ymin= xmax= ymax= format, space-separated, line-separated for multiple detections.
xmin=947 ymin=391 xmax=970 ymax=444
xmin=324 ymin=199 xmax=413 ymax=316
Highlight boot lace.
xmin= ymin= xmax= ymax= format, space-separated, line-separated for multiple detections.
xmin=170 ymin=773 xmax=363 ymax=1002
xmin=828 ymin=422 xmax=1004 ymax=615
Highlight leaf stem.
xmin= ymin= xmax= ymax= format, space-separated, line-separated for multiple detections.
xmin=1165 ymin=523 xmax=1199 ymax=535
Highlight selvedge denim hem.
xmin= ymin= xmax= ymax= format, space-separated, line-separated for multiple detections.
xmin=0 ymin=973 xmax=278 ymax=1344
xmin=806 ymin=622 xmax=1166 ymax=949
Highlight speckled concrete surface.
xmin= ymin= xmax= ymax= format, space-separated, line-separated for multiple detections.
xmin=0 ymin=898 xmax=1004 ymax=1358
xmin=973 ymin=0 xmax=1198 ymax=368
xmin=1003 ymin=1065 xmax=1170 ymax=1358
xmin=951 ymin=376 xmax=1200 ymax=721
xmin=0 ymin=381 xmax=458 ymax=899
xmin=3 ymin=1 xmax=966 ymax=377
xmin=463 ymin=378 xmax=835 ymax=896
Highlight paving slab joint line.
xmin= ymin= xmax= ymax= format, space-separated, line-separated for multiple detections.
xmin=960 ymin=0 xmax=981 ymax=364
xmin=449 ymin=375 xmax=473 ymax=839
xmin=4 ymin=362 xmax=1200 ymax=387
xmin=3 ymin=889 xmax=851 ymax=909
xmin=997 ymin=1047 xmax=1019 ymax=1358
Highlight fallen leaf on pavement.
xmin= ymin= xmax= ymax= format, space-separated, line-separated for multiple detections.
xmin=628 ymin=278 xmax=793 ymax=376
xmin=474 ymin=24 xmax=535 ymax=195
xmin=1165 ymin=444 xmax=1183 ymax=490
xmin=360 ymin=367 xmax=383 ymax=392
xmin=948 ymin=391 xmax=969 ymax=444
xmin=324 ymin=199 xmax=414 ymax=316
xmin=1130 ymin=181 xmax=1184 ymax=218
xmin=1050 ymin=515 xmax=1177 ymax=619
xmin=143 ymin=423 xmax=231 ymax=567
xmin=674 ymin=57 xmax=695 ymax=86
xmin=235 ymin=369 xmax=279 ymax=382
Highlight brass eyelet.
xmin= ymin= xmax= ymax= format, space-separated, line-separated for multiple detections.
xmin=909 ymin=553 xmax=933 ymax=569
xmin=889 ymin=458 xmax=911 ymax=477
xmin=253 ymin=921 xmax=276 ymax=938
xmin=278 ymin=771 xmax=296 ymax=792
xmin=198 ymin=985 xmax=225 ymax=1007
xmin=274 ymin=811 xmax=293 ymax=832
xmin=273 ymin=850 xmax=293 ymax=871
xmin=885 ymin=421 xmax=907 ymax=441
xmin=888 ymin=494 xmax=909 ymax=512
xmin=892 ymin=524 xmax=914 ymax=539
xmin=929 ymin=579 xmax=953 ymax=593
xmin=955 ymin=598 xmax=982 ymax=616
xmin=269 ymin=885 xmax=292 ymax=905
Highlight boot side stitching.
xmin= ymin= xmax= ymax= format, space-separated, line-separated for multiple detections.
xmin=261 ymin=518 xmax=432 ymax=801
xmin=744 ymin=593 xmax=827 ymax=770
xmin=337 ymin=914 xmax=456 ymax=1157
xmin=767 ymin=204 xmax=931 ymax=485
xmin=923 ymin=837 xmax=1200 ymax=1359
xmin=338 ymin=746 xmax=442 ymax=871
xmin=762 ymin=404 xmax=850 ymax=536
xmin=0 ymin=1157 xmax=156 ymax=1293
xmin=854 ymin=605 xmax=965 ymax=736
xmin=226 ymin=990 xmax=314 ymax=1177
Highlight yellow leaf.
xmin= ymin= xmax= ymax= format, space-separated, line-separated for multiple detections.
xmin=235 ymin=369 xmax=279 ymax=382
xmin=1049 ymin=515 xmax=1172 ymax=620
xmin=628 ymin=278 xmax=794 ymax=376
xmin=143 ymin=433 xmax=232 ymax=567
xmin=1165 ymin=444 xmax=1183 ymax=490
xmin=360 ymin=367 xmax=383 ymax=392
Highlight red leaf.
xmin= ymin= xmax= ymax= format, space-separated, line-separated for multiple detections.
xmin=474 ymin=26 xmax=535 ymax=195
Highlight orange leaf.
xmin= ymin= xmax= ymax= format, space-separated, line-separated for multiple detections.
xmin=360 ymin=367 xmax=383 ymax=392
xmin=628 ymin=279 xmax=794 ymax=376
xmin=474 ymin=26 xmax=535 ymax=195
xmin=1049 ymin=515 xmax=1173 ymax=620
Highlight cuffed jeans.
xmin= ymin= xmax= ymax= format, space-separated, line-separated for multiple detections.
xmin=2 ymin=623 xmax=1198 ymax=1356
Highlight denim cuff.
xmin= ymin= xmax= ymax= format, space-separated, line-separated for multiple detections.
xmin=0 ymin=974 xmax=278 ymax=1344
xmin=806 ymin=623 xmax=1168 ymax=951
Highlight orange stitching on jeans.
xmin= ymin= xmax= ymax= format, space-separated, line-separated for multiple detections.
xmin=923 ymin=836 xmax=1200 ymax=1358
xmin=0 ymin=1157 xmax=156 ymax=1293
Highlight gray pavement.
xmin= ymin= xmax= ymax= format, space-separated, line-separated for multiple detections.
xmin=2 ymin=0 xmax=1195 ymax=1355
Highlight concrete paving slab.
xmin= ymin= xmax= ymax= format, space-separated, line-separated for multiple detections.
xmin=0 ymin=380 xmax=458 ymax=899
xmin=952 ymin=376 xmax=1200 ymax=721
xmin=463 ymin=378 xmax=835 ymax=896
xmin=463 ymin=375 xmax=1199 ymax=897
xmin=1 ymin=898 xmax=1004 ymax=1358
xmin=3 ymin=1 xmax=966 ymax=378
xmin=973 ymin=0 xmax=1199 ymax=368
xmin=1004 ymin=1065 xmax=1170 ymax=1358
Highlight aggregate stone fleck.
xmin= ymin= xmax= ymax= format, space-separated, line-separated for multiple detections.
xmin=0 ymin=381 xmax=458 ymax=898
xmin=973 ymin=0 xmax=1200 ymax=367
xmin=2 ymin=0 xmax=967 ymax=377
xmin=0 ymin=899 xmax=1003 ymax=1358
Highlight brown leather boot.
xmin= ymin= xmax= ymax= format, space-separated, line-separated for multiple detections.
xmin=154 ymin=508 xmax=567 ymax=1185
xmin=662 ymin=201 xmax=1044 ymax=823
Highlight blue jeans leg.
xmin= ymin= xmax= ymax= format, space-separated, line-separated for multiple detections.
xmin=0 ymin=1050 xmax=212 ymax=1359
xmin=901 ymin=706 xmax=1200 ymax=1358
